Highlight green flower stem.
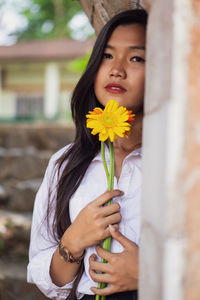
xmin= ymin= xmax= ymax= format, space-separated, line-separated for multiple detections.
xmin=101 ymin=142 xmax=109 ymax=183
xmin=96 ymin=141 xmax=114 ymax=300
xmin=108 ymin=140 xmax=114 ymax=194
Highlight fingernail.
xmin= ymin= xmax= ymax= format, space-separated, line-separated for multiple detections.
xmin=109 ymin=224 xmax=116 ymax=231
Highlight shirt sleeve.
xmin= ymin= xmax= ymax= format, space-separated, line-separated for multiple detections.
xmin=27 ymin=150 xmax=75 ymax=299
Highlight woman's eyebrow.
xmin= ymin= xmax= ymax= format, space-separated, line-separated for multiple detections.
xmin=129 ymin=46 xmax=145 ymax=51
xmin=105 ymin=44 xmax=145 ymax=51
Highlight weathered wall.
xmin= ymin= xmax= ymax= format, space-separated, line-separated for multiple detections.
xmin=184 ymin=1 xmax=200 ymax=299
xmin=140 ymin=0 xmax=200 ymax=299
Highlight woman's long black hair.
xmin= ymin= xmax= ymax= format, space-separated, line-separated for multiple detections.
xmin=48 ymin=8 xmax=147 ymax=300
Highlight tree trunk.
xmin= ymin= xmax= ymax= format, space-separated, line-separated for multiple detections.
xmin=79 ymin=0 xmax=142 ymax=34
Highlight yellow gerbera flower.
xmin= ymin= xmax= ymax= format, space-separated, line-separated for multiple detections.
xmin=86 ymin=99 xmax=135 ymax=142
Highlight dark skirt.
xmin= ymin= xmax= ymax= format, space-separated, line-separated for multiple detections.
xmin=82 ymin=290 xmax=138 ymax=300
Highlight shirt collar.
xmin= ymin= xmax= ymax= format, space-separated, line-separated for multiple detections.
xmin=92 ymin=144 xmax=143 ymax=162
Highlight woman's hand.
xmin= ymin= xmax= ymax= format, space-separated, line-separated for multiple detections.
xmin=89 ymin=225 xmax=139 ymax=296
xmin=62 ymin=190 xmax=123 ymax=257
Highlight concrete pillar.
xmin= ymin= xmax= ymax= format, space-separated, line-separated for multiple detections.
xmin=44 ymin=62 xmax=60 ymax=120
xmin=140 ymin=0 xmax=200 ymax=299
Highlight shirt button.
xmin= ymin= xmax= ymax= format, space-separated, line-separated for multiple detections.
xmin=124 ymin=164 xmax=132 ymax=173
xmin=128 ymin=166 xmax=132 ymax=173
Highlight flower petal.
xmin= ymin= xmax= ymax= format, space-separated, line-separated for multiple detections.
xmin=99 ymin=132 xmax=109 ymax=142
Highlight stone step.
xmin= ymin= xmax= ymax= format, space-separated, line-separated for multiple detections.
xmin=3 ymin=178 xmax=42 ymax=212
xmin=0 ymin=122 xmax=75 ymax=151
xmin=0 ymin=123 xmax=74 ymax=300
xmin=0 ymin=210 xmax=32 ymax=258
xmin=0 ymin=146 xmax=52 ymax=181
xmin=0 ymin=185 xmax=8 ymax=207
xmin=0 ymin=259 xmax=48 ymax=300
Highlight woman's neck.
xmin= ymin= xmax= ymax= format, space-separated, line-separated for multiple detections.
xmin=112 ymin=112 xmax=143 ymax=181
xmin=113 ymin=112 xmax=143 ymax=154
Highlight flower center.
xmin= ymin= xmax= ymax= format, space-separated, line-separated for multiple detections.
xmin=105 ymin=116 xmax=112 ymax=124
xmin=103 ymin=113 xmax=116 ymax=127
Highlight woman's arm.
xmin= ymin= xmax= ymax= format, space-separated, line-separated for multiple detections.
xmin=50 ymin=224 xmax=85 ymax=287
xmin=27 ymin=149 xmax=77 ymax=299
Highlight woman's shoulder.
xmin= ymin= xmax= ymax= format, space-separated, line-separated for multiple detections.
xmin=43 ymin=143 xmax=72 ymax=184
xmin=49 ymin=143 xmax=72 ymax=163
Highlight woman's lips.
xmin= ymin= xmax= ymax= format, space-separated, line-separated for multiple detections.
xmin=105 ymin=83 xmax=127 ymax=94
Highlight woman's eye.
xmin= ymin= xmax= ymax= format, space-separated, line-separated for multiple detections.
xmin=131 ymin=56 xmax=145 ymax=62
xmin=103 ymin=53 xmax=113 ymax=59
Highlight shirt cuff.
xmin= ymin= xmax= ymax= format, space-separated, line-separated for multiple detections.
xmin=28 ymin=247 xmax=75 ymax=299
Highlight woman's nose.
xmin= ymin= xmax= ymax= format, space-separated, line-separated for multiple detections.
xmin=109 ymin=63 xmax=127 ymax=79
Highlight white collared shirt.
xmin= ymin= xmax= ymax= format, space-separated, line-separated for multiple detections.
xmin=27 ymin=144 xmax=142 ymax=299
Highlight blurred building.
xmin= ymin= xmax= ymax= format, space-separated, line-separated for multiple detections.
xmin=0 ymin=38 xmax=94 ymax=121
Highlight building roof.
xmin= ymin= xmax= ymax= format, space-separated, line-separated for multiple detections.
xmin=0 ymin=38 xmax=95 ymax=62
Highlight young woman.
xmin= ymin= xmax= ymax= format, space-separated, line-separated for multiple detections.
xmin=27 ymin=8 xmax=147 ymax=300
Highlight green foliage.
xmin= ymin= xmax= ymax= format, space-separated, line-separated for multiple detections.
xmin=67 ymin=50 xmax=92 ymax=74
xmin=15 ymin=0 xmax=83 ymax=41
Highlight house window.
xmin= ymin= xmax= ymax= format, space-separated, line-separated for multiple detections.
xmin=16 ymin=95 xmax=44 ymax=120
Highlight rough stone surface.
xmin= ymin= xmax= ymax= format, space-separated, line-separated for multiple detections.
xmin=0 ymin=259 xmax=48 ymax=300
xmin=4 ymin=178 xmax=42 ymax=212
xmin=0 ymin=185 xmax=8 ymax=206
xmin=0 ymin=147 xmax=52 ymax=181
xmin=0 ymin=123 xmax=75 ymax=299
xmin=0 ymin=122 xmax=75 ymax=151
xmin=0 ymin=210 xmax=31 ymax=258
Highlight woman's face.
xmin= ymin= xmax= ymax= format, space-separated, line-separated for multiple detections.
xmin=94 ymin=24 xmax=146 ymax=114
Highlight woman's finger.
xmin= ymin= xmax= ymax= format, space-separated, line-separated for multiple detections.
xmin=94 ymin=190 xmax=124 ymax=207
xmin=90 ymin=285 xmax=115 ymax=296
xmin=103 ymin=212 xmax=122 ymax=227
xmin=110 ymin=223 xmax=119 ymax=230
xmin=100 ymin=202 xmax=120 ymax=217
xmin=89 ymin=255 xmax=110 ymax=273
xmin=95 ymin=245 xmax=114 ymax=262
xmin=89 ymin=267 xmax=111 ymax=283
xmin=109 ymin=225 xmax=138 ymax=250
